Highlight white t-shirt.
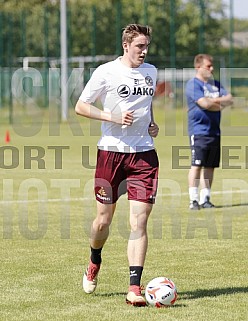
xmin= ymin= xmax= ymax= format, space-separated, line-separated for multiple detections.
xmin=79 ymin=57 xmax=157 ymax=153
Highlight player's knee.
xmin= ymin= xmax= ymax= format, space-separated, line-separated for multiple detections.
xmin=98 ymin=221 xmax=109 ymax=232
xmin=130 ymin=216 xmax=148 ymax=232
xmin=96 ymin=215 xmax=112 ymax=231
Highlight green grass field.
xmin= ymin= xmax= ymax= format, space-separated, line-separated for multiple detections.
xmin=0 ymin=104 xmax=248 ymax=321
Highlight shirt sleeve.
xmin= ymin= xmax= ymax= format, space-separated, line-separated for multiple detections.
xmin=186 ymin=79 xmax=204 ymax=103
xmin=79 ymin=66 xmax=106 ymax=103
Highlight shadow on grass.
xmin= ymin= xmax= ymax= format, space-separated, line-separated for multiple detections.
xmin=95 ymin=292 xmax=127 ymax=297
xmin=94 ymin=292 xmax=187 ymax=308
xmin=93 ymin=287 xmax=248 ymax=299
xmin=91 ymin=287 xmax=248 ymax=309
xmin=179 ymin=286 xmax=248 ymax=300
xmin=215 ymin=203 xmax=248 ymax=208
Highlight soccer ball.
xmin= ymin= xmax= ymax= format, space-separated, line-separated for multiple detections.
xmin=145 ymin=277 xmax=178 ymax=308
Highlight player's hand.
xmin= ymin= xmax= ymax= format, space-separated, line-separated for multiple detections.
xmin=148 ymin=122 xmax=159 ymax=137
xmin=122 ymin=110 xmax=134 ymax=126
xmin=111 ymin=110 xmax=134 ymax=126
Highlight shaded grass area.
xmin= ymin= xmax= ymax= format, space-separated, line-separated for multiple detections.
xmin=0 ymin=107 xmax=248 ymax=321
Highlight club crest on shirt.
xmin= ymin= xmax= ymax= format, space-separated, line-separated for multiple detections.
xmin=145 ymin=76 xmax=153 ymax=86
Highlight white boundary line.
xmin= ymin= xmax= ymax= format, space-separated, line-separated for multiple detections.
xmin=0 ymin=189 xmax=248 ymax=204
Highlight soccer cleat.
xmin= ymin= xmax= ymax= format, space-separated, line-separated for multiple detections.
xmin=189 ymin=200 xmax=200 ymax=210
xmin=201 ymin=196 xmax=215 ymax=209
xmin=82 ymin=260 xmax=101 ymax=294
xmin=126 ymin=285 xmax=147 ymax=307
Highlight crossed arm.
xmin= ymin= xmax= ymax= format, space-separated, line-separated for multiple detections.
xmin=197 ymin=93 xmax=233 ymax=111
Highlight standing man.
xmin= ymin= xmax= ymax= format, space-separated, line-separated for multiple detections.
xmin=75 ymin=24 xmax=159 ymax=306
xmin=185 ymin=54 xmax=233 ymax=210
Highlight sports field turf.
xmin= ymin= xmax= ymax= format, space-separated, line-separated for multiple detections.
xmin=0 ymin=103 xmax=247 ymax=321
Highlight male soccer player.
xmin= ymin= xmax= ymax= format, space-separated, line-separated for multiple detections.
xmin=75 ymin=23 xmax=159 ymax=305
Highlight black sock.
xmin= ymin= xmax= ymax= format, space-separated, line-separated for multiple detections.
xmin=129 ymin=266 xmax=143 ymax=286
xmin=90 ymin=247 xmax=102 ymax=265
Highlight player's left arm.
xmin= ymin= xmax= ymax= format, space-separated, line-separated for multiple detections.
xmin=148 ymin=103 xmax=159 ymax=137
xmin=213 ymin=93 xmax=233 ymax=108
xmin=211 ymin=83 xmax=233 ymax=109
xmin=197 ymin=93 xmax=233 ymax=111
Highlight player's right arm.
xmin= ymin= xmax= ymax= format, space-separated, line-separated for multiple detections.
xmin=75 ymin=100 xmax=134 ymax=125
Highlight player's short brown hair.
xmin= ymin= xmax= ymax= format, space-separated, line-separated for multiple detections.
xmin=122 ymin=23 xmax=152 ymax=44
xmin=194 ymin=54 xmax=213 ymax=68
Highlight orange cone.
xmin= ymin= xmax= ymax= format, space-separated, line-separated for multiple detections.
xmin=5 ymin=130 xmax=10 ymax=143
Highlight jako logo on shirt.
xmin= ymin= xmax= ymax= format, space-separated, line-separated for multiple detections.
xmin=132 ymin=86 xmax=154 ymax=96
xmin=117 ymin=83 xmax=154 ymax=98
xmin=117 ymin=85 xmax=131 ymax=98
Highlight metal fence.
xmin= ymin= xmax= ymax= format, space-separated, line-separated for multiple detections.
xmin=1 ymin=59 xmax=248 ymax=125
xmin=0 ymin=1 xmax=244 ymax=123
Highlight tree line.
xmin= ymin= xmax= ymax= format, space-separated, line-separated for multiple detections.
xmin=0 ymin=0 xmax=247 ymax=68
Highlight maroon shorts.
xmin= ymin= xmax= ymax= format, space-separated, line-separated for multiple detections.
xmin=94 ymin=149 xmax=159 ymax=204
